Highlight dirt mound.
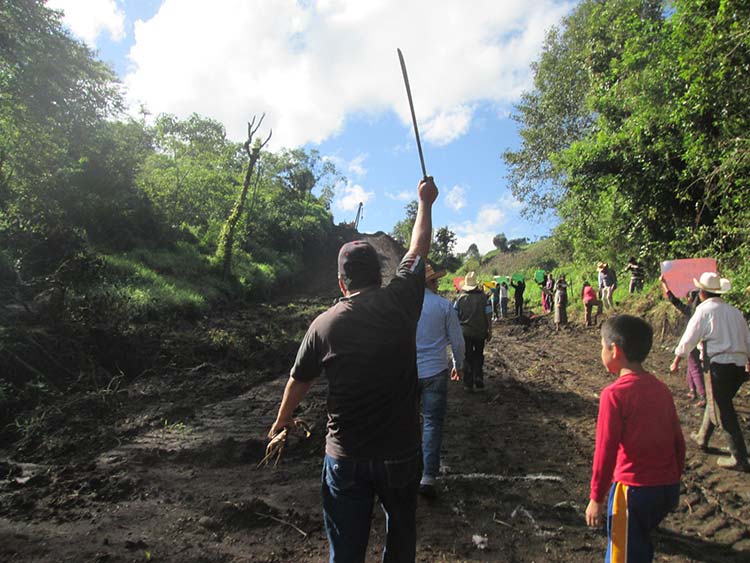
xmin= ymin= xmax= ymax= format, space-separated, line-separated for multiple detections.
xmin=296 ymin=226 xmax=407 ymax=299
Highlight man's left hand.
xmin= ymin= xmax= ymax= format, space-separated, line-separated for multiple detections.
xmin=417 ymin=176 xmax=438 ymax=206
xmin=451 ymin=367 xmax=462 ymax=381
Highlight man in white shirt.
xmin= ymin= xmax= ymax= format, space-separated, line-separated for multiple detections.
xmin=671 ymin=272 xmax=750 ymax=470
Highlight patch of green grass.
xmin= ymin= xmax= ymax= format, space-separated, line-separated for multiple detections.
xmin=73 ymin=244 xmax=226 ymax=320
xmin=76 ymin=243 xmax=303 ymax=320
xmin=97 ymin=253 xmax=209 ymax=319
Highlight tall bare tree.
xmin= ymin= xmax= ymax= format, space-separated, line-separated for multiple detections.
xmin=216 ymin=115 xmax=271 ymax=278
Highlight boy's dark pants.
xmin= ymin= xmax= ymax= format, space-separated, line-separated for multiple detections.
xmin=695 ymin=362 xmax=749 ymax=462
xmin=463 ymin=335 xmax=485 ymax=389
xmin=606 ymin=481 xmax=679 ymax=563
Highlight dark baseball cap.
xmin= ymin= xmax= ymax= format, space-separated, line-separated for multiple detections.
xmin=338 ymin=240 xmax=382 ymax=290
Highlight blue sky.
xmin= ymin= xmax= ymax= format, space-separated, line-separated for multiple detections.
xmin=49 ymin=0 xmax=575 ymax=254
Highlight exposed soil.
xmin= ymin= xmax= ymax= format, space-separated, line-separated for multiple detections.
xmin=2 ymin=238 xmax=750 ymax=562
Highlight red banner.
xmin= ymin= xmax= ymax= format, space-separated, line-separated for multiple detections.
xmin=453 ymin=276 xmax=464 ymax=292
xmin=660 ymin=258 xmax=717 ymax=298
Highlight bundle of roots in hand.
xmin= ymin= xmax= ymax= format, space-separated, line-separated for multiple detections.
xmin=257 ymin=419 xmax=312 ymax=468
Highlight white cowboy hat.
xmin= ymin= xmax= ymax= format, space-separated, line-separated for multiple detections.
xmin=693 ymin=272 xmax=731 ymax=294
xmin=462 ymin=271 xmax=479 ymax=291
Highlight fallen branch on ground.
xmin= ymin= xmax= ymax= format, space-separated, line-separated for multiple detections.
xmin=253 ymin=512 xmax=308 ymax=538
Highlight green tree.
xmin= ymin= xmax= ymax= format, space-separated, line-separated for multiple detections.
xmin=465 ymin=243 xmax=480 ymax=262
xmin=239 ymin=146 xmax=339 ymax=272
xmin=507 ymin=237 xmax=528 ymax=251
xmin=67 ymin=119 xmax=158 ymax=249
xmin=137 ymin=113 xmax=244 ymax=242
xmin=0 ymin=0 xmax=124 ymax=279
xmin=492 ymin=233 xmax=508 ymax=252
xmin=430 ymin=226 xmax=457 ymax=268
xmin=502 ymin=0 xmax=711 ymax=267
xmin=667 ymin=0 xmax=750 ymax=279
xmin=265 ymin=148 xmax=343 ymax=203
xmin=390 ymin=200 xmax=418 ymax=247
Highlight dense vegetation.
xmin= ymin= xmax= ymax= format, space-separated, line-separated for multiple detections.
xmin=503 ymin=0 xmax=750 ymax=300
xmin=0 ymin=0 xmax=341 ymax=323
xmin=0 ymin=1 xmax=343 ymax=429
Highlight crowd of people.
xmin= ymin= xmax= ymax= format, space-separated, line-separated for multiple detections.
xmin=475 ymin=256 xmax=647 ymax=334
xmin=265 ymin=176 xmax=750 ymax=562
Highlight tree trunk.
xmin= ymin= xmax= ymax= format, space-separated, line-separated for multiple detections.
xmin=216 ymin=115 xmax=271 ymax=278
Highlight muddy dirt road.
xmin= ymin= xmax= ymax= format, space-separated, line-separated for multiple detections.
xmin=2 ymin=307 xmax=750 ymax=562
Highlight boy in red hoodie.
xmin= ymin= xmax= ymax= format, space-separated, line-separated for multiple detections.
xmin=586 ymin=315 xmax=685 ymax=563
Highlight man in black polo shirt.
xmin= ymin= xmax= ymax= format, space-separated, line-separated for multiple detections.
xmin=268 ymin=176 xmax=438 ymax=562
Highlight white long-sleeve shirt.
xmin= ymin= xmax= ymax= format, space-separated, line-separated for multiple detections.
xmin=674 ymin=297 xmax=750 ymax=367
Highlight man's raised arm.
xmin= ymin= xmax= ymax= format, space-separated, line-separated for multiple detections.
xmin=407 ymin=176 xmax=438 ymax=259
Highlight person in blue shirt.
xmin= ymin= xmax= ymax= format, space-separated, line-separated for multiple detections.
xmin=416 ymin=264 xmax=465 ymax=498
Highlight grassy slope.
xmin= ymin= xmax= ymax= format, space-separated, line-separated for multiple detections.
xmin=439 ymin=238 xmax=566 ymax=301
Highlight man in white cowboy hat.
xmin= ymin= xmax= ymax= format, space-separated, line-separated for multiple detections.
xmin=671 ymin=272 xmax=750 ymax=470
xmin=454 ymin=271 xmax=492 ymax=391
xmin=415 ymin=264 xmax=465 ymax=498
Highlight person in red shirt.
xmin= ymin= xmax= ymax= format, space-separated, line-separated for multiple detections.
xmin=581 ymin=281 xmax=601 ymax=327
xmin=586 ymin=315 xmax=685 ymax=563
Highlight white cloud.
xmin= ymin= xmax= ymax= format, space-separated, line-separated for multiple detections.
xmin=335 ymin=182 xmax=374 ymax=212
xmin=478 ymin=206 xmax=505 ymax=225
xmin=123 ymin=0 xmax=575 ymax=146
xmin=321 ymin=153 xmax=367 ymax=179
xmin=423 ymin=106 xmax=473 ymax=146
xmin=347 ymin=154 xmax=368 ymax=178
xmin=445 ymin=185 xmax=467 ymax=212
xmin=49 ymin=0 xmax=126 ymax=47
xmin=499 ymin=192 xmax=524 ymax=210
xmin=451 ymin=204 xmax=507 ymax=255
xmin=385 ymin=191 xmax=413 ymax=202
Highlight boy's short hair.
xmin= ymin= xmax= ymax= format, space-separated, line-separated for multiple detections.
xmin=601 ymin=314 xmax=653 ymax=363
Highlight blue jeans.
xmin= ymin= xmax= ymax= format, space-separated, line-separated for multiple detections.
xmin=418 ymin=370 xmax=449 ymax=481
xmin=322 ymin=450 xmax=421 ymax=563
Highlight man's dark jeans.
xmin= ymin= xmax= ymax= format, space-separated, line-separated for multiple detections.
xmin=322 ymin=450 xmax=421 ymax=563
xmin=463 ymin=335 xmax=486 ymax=389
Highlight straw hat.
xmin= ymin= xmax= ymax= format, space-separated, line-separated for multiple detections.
xmin=425 ymin=264 xmax=446 ymax=282
xmin=693 ymin=272 xmax=731 ymax=294
xmin=463 ymin=271 xmax=479 ymax=291
xmin=597 ymin=262 xmax=608 ymax=271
